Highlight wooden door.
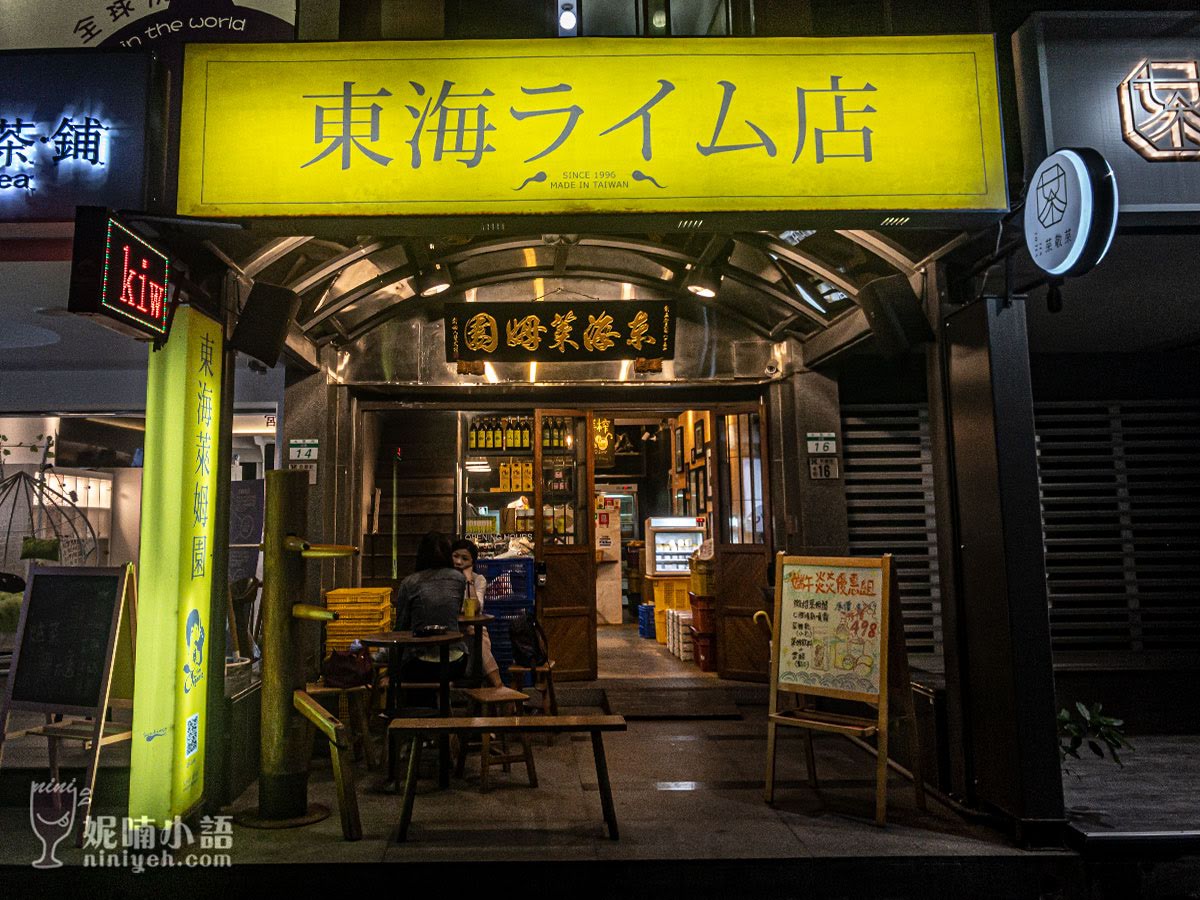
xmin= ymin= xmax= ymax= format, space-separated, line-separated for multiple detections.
xmin=713 ymin=407 xmax=772 ymax=681
xmin=534 ymin=409 xmax=596 ymax=681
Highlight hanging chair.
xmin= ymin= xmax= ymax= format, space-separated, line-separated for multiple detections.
xmin=0 ymin=470 xmax=99 ymax=573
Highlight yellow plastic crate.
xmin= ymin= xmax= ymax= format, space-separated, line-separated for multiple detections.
xmin=654 ymin=607 xmax=668 ymax=645
xmin=647 ymin=576 xmax=691 ymax=612
xmin=689 ymin=561 xmax=715 ymax=597
xmin=325 ymin=587 xmax=392 ymax=608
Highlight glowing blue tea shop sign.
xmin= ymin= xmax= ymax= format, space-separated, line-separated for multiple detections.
xmin=0 ymin=51 xmax=153 ymax=221
xmin=1024 ymin=147 xmax=1119 ymax=278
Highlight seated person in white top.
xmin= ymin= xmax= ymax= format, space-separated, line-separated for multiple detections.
xmin=451 ymin=538 xmax=503 ymax=688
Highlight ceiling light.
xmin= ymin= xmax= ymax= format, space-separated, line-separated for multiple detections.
xmin=414 ymin=263 xmax=451 ymax=297
xmin=684 ymin=267 xmax=722 ymax=299
xmin=778 ymin=229 xmax=816 ymax=246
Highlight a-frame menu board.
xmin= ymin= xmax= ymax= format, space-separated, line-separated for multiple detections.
xmin=0 ymin=565 xmax=135 ymax=845
xmin=763 ymin=553 xmax=925 ymax=825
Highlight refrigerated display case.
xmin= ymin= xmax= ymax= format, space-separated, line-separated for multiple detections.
xmin=596 ymin=483 xmax=639 ymax=540
xmin=644 ymin=516 xmax=707 ymax=575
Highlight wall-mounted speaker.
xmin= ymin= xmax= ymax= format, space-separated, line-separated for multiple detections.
xmin=230 ymin=281 xmax=301 ymax=368
xmin=856 ymin=274 xmax=934 ymax=358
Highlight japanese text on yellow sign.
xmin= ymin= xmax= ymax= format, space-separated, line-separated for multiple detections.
xmin=178 ymin=36 xmax=1006 ymax=217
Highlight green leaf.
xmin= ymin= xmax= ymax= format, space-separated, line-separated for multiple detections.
xmin=1075 ymin=701 xmax=1091 ymax=721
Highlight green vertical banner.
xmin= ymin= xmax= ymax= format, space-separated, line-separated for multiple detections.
xmin=130 ymin=306 xmax=223 ymax=825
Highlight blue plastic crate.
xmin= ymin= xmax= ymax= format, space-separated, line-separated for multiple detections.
xmin=476 ymin=557 xmax=535 ymax=605
xmin=637 ymin=603 xmax=656 ymax=639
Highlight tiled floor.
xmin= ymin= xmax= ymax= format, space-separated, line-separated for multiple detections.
xmin=596 ymin=623 xmax=718 ymax=681
xmin=0 ymin=693 xmax=1041 ymax=869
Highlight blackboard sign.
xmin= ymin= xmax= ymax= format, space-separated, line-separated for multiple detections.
xmin=5 ymin=567 xmax=129 ymax=715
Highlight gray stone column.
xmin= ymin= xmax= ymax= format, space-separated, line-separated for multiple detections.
xmin=767 ymin=370 xmax=849 ymax=556
xmin=281 ymin=353 xmax=356 ymax=602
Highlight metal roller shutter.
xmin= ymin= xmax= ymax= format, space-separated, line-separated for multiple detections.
xmin=1035 ymin=400 xmax=1200 ymax=662
xmin=841 ymin=403 xmax=942 ymax=659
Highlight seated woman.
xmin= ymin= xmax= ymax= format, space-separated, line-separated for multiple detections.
xmin=451 ymin=538 xmax=503 ymax=688
xmin=395 ymin=531 xmax=469 ymax=688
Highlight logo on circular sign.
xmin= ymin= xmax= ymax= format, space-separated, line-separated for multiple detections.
xmin=1035 ymin=163 xmax=1068 ymax=229
xmin=1024 ymin=148 xmax=1118 ymax=278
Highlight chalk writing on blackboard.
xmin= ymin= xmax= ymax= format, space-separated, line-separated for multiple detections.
xmin=9 ymin=571 xmax=124 ymax=710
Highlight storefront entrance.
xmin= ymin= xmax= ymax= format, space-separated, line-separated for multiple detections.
xmin=356 ymin=401 xmax=768 ymax=684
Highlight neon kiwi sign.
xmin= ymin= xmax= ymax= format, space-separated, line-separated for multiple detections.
xmin=69 ymin=206 xmax=174 ymax=340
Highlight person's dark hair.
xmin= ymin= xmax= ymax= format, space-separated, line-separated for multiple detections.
xmin=414 ymin=531 xmax=453 ymax=572
xmin=450 ymin=538 xmax=478 ymax=564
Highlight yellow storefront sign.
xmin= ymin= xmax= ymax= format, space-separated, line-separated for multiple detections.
xmin=130 ymin=306 xmax=223 ymax=825
xmin=177 ymin=36 xmax=1006 ymax=217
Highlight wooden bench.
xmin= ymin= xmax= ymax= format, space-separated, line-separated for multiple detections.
xmin=388 ymin=714 xmax=627 ymax=841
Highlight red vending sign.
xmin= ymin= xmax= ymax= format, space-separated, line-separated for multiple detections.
xmin=69 ymin=206 xmax=173 ymax=339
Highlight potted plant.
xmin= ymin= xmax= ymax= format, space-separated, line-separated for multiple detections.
xmin=1058 ymin=701 xmax=1133 ymax=777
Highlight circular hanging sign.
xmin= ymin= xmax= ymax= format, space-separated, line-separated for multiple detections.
xmin=1024 ymin=148 xmax=1119 ymax=278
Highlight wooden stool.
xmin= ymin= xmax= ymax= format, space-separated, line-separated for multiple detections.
xmin=453 ymin=686 xmax=537 ymax=793
xmin=508 ymin=661 xmax=558 ymax=745
xmin=304 ymin=683 xmax=376 ymax=769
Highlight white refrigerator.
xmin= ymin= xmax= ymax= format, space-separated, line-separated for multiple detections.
xmin=644 ymin=516 xmax=707 ymax=576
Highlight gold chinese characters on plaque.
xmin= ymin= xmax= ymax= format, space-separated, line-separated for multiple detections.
xmin=445 ymin=300 xmax=675 ymax=362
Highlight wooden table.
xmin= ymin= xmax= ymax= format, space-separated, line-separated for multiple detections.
xmin=457 ymin=613 xmax=494 ymax=687
xmin=359 ymin=630 xmax=463 ymax=788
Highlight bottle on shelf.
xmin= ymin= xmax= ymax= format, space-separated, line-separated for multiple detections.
xmin=542 ymin=417 xmax=550 ymax=449
xmin=468 ymin=419 xmax=477 ymax=450
xmin=521 ymin=417 xmax=531 ymax=449
xmin=504 ymin=417 xmax=513 ymax=450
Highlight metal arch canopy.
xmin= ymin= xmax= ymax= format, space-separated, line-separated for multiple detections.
xmin=189 ymin=227 xmax=934 ymax=365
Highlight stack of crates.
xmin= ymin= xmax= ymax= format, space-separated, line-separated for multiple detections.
xmin=474 ymin=556 xmax=536 ymax=683
xmin=324 ymin=587 xmax=393 ymax=653
xmin=689 ymin=555 xmax=718 ymax=672
xmin=647 ymin=575 xmax=691 ymax=645
xmin=666 ymin=609 xmax=694 ymax=661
